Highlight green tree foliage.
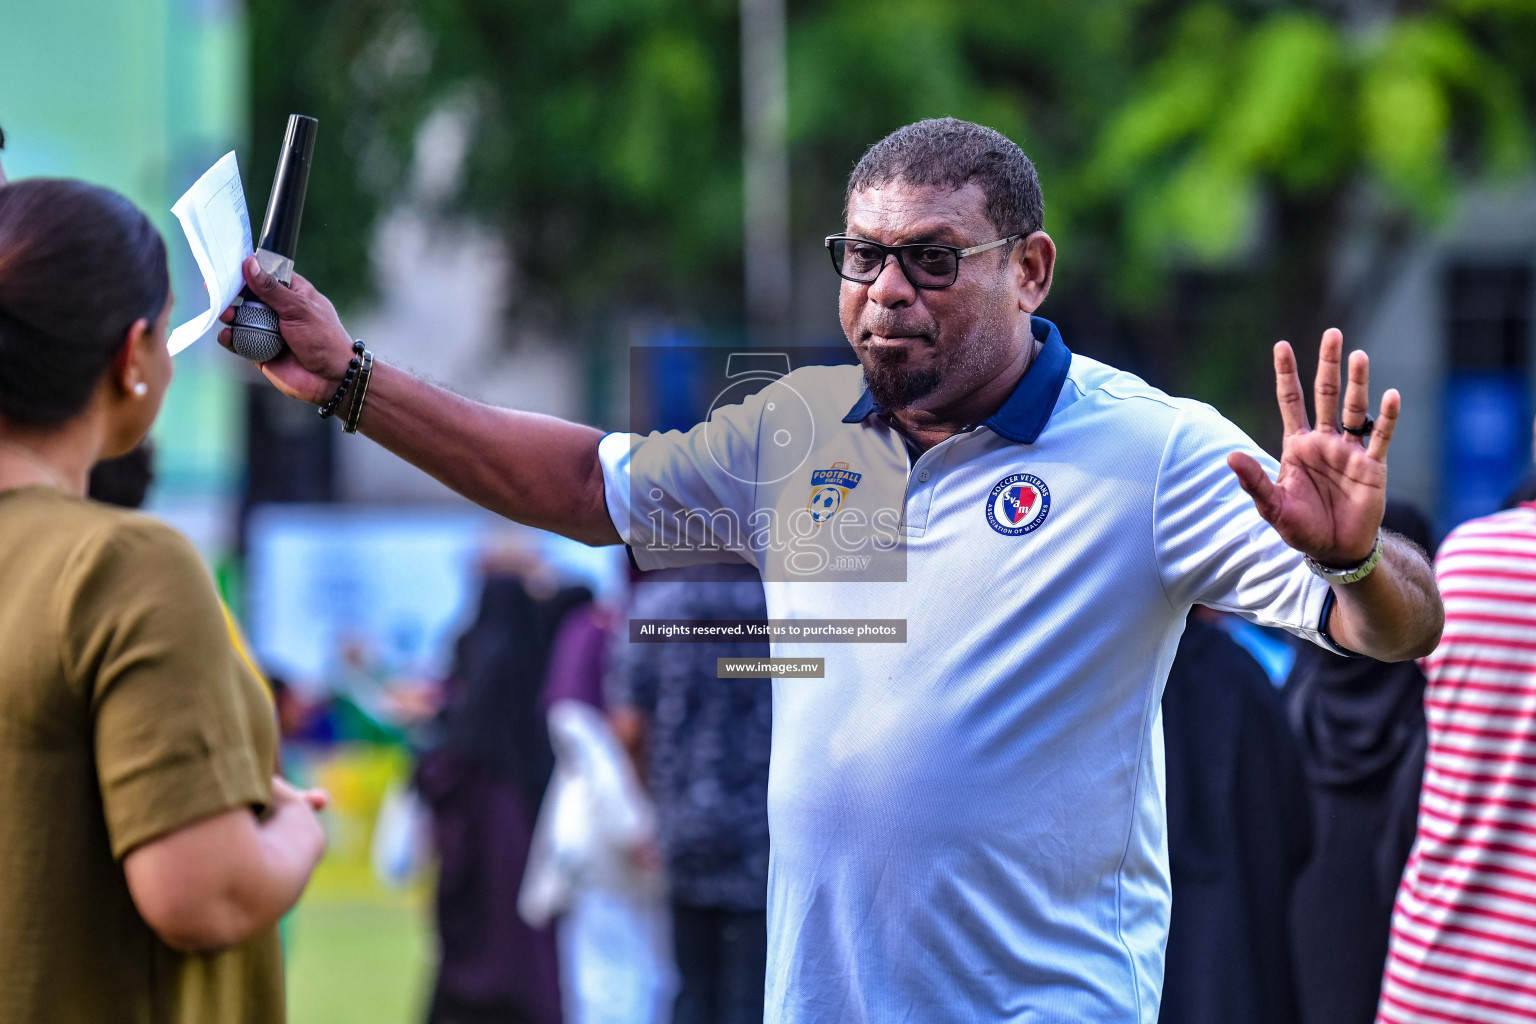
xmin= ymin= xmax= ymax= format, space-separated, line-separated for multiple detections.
xmin=249 ymin=0 xmax=744 ymax=324
xmin=249 ymin=0 xmax=1536 ymax=386
xmin=1091 ymin=3 xmax=1533 ymax=304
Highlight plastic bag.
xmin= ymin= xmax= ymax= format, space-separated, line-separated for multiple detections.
xmin=520 ymin=700 xmax=677 ymax=1024
xmin=370 ymin=779 xmax=431 ymax=888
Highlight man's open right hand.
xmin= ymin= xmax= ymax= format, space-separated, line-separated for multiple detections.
xmin=218 ymin=257 xmax=353 ymax=405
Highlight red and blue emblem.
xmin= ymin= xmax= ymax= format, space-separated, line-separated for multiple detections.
xmin=985 ymin=473 xmax=1050 ymax=536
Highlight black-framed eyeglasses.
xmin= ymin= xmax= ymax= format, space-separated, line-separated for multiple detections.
xmin=823 ymin=233 xmax=1022 ymax=290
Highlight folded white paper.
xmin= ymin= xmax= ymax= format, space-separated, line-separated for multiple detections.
xmin=167 ymin=151 xmax=253 ymax=355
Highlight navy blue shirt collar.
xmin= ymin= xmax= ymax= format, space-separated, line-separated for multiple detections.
xmin=841 ymin=316 xmax=1072 ymax=445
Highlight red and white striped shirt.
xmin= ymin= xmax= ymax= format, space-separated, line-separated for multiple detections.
xmin=1379 ymin=503 xmax=1536 ymax=1024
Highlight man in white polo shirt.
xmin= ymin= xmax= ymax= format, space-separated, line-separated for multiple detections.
xmin=227 ymin=117 xmax=1442 ymax=1022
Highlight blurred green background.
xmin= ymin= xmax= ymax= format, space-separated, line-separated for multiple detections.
xmin=282 ymin=745 xmax=432 ymax=1024
xmin=242 ymin=0 xmax=1536 ymax=437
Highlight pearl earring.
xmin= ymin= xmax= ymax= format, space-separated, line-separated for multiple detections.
xmin=132 ymin=382 xmax=148 ymax=398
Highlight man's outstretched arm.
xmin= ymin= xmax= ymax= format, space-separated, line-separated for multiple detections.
xmin=1322 ymin=529 xmax=1441 ymax=662
xmin=221 ymin=258 xmax=621 ymax=546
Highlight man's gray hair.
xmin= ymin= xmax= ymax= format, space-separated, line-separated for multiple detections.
xmin=845 ymin=118 xmax=1043 ymax=237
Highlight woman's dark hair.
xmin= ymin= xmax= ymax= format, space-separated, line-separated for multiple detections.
xmin=0 ymin=179 xmax=169 ymax=428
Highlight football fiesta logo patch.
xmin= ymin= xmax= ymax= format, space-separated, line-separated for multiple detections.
xmin=807 ymin=461 xmax=861 ymax=524
xmin=985 ymin=473 xmax=1050 ymax=536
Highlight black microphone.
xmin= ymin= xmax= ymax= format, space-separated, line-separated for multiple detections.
xmin=231 ymin=114 xmax=318 ymax=362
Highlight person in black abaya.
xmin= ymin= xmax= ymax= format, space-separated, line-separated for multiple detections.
xmin=1159 ymin=612 xmax=1312 ymax=1024
xmin=1284 ymin=500 xmax=1437 ymax=1024
xmin=417 ymin=564 xmax=593 ymax=1024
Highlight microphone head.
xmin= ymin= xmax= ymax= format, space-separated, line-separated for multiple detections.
xmin=230 ymin=299 xmax=286 ymax=363
xmin=256 ymin=114 xmax=318 ymax=261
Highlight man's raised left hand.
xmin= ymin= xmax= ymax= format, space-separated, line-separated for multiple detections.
xmin=1228 ymin=328 xmax=1398 ymax=568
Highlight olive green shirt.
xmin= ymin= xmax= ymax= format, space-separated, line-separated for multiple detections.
xmin=0 ymin=487 xmax=282 ymax=1024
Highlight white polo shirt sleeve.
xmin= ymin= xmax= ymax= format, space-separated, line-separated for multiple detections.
xmin=596 ymin=385 xmax=768 ymax=571
xmin=1153 ymin=402 xmax=1343 ymax=652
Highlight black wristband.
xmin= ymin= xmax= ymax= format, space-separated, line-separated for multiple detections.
xmin=319 ymin=340 xmax=368 ymax=420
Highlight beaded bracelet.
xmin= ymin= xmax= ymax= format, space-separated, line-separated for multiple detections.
xmin=318 ymin=340 xmax=368 ymax=420
xmin=343 ymin=349 xmax=374 ymax=434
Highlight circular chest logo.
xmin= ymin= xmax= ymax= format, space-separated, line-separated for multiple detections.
xmin=986 ymin=473 xmax=1051 ymax=536
xmin=808 ymin=485 xmax=844 ymax=523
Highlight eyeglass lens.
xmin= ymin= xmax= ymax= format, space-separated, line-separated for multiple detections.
xmin=832 ymin=239 xmax=958 ymax=287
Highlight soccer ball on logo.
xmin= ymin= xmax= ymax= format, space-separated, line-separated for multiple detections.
xmin=808 ymin=485 xmax=843 ymax=523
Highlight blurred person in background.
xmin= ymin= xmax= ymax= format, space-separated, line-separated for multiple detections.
xmin=541 ymin=592 xmax=616 ymax=713
xmin=607 ymin=565 xmax=773 ymax=1024
xmin=417 ymin=549 xmax=591 ymax=1024
xmin=1376 ymin=482 xmax=1536 ymax=1022
xmin=1501 ymin=420 xmax=1536 ymax=508
xmin=1505 ymin=475 xmax=1536 ymax=508
xmin=526 ymin=575 xmax=680 ymax=1024
xmin=521 ymin=664 xmax=675 ymax=1024
xmin=0 ymin=178 xmax=326 ymax=1023
xmin=88 ymin=439 xmax=155 ymax=508
xmin=1159 ymin=609 xmax=1312 ymax=1024
xmin=1285 ymin=500 xmax=1437 ymax=1024
xmin=0 ymin=123 xmax=7 ymax=185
